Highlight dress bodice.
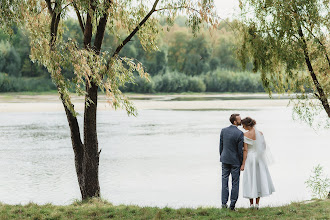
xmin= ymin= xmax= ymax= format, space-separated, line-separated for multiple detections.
xmin=244 ymin=136 xmax=257 ymax=152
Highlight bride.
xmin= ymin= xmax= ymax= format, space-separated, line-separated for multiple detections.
xmin=240 ymin=117 xmax=275 ymax=209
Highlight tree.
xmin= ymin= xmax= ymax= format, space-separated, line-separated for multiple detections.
xmin=168 ymin=32 xmax=211 ymax=75
xmin=237 ymin=0 xmax=330 ymax=126
xmin=0 ymin=0 xmax=218 ymax=200
xmin=0 ymin=41 xmax=21 ymax=77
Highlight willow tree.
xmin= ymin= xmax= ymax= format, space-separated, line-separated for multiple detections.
xmin=237 ymin=0 xmax=330 ymax=127
xmin=0 ymin=0 xmax=218 ymax=199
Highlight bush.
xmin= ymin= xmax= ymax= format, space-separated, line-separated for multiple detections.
xmin=305 ymin=164 xmax=330 ymax=199
xmin=0 ymin=70 xmax=265 ymax=94
xmin=203 ymin=70 xmax=265 ymax=93
xmin=187 ymin=76 xmax=206 ymax=92
xmin=0 ymin=73 xmax=56 ymax=92
xmin=122 ymin=76 xmax=155 ymax=93
xmin=153 ymin=71 xmax=189 ymax=93
xmin=0 ymin=41 xmax=21 ymax=77
xmin=120 ymin=70 xmax=265 ymax=93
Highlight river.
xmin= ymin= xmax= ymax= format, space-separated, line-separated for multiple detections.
xmin=0 ymin=94 xmax=329 ymax=208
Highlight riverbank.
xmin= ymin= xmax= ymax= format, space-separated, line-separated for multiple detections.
xmin=0 ymin=199 xmax=329 ymax=219
xmin=0 ymin=93 xmax=292 ymax=112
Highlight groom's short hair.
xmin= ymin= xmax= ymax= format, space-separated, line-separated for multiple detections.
xmin=230 ymin=114 xmax=240 ymax=124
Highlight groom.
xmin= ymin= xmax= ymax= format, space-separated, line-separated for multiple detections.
xmin=219 ymin=113 xmax=244 ymax=211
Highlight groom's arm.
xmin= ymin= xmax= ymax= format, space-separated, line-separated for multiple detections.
xmin=238 ymin=132 xmax=244 ymax=164
xmin=219 ymin=129 xmax=224 ymax=156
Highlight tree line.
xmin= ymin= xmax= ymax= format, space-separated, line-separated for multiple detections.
xmin=0 ymin=17 xmax=262 ymax=93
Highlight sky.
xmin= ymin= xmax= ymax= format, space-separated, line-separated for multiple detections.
xmin=66 ymin=1 xmax=241 ymax=22
xmin=213 ymin=0 xmax=240 ymax=20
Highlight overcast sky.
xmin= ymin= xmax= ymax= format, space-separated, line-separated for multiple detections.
xmin=214 ymin=0 xmax=240 ymax=20
xmin=67 ymin=1 xmax=240 ymax=21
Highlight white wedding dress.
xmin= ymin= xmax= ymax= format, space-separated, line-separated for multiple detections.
xmin=243 ymin=129 xmax=275 ymax=199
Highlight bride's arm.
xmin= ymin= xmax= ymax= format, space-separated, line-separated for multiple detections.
xmin=241 ymin=143 xmax=248 ymax=171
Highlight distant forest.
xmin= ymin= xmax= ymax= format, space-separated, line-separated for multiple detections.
xmin=0 ymin=17 xmax=264 ymax=93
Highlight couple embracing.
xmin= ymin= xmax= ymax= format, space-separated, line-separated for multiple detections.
xmin=219 ymin=114 xmax=275 ymax=211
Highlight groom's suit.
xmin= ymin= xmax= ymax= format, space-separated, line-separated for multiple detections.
xmin=219 ymin=125 xmax=244 ymax=209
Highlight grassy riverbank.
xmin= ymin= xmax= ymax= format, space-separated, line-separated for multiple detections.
xmin=0 ymin=199 xmax=329 ymax=220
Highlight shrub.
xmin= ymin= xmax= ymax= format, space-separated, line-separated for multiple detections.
xmin=187 ymin=76 xmax=206 ymax=92
xmin=203 ymin=70 xmax=265 ymax=93
xmin=120 ymin=70 xmax=265 ymax=93
xmin=153 ymin=71 xmax=189 ymax=93
xmin=0 ymin=73 xmax=56 ymax=92
xmin=305 ymin=164 xmax=330 ymax=199
xmin=122 ymin=76 xmax=155 ymax=94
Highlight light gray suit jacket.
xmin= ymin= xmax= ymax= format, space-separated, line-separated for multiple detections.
xmin=219 ymin=125 xmax=244 ymax=165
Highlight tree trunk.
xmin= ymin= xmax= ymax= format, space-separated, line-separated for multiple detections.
xmin=79 ymin=0 xmax=102 ymax=199
xmin=297 ymin=25 xmax=330 ymax=117
xmin=82 ymin=81 xmax=100 ymax=199
xmin=60 ymin=94 xmax=86 ymax=199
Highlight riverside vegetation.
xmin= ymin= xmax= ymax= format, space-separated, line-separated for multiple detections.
xmin=0 ymin=198 xmax=329 ymax=220
xmin=0 ymin=18 xmax=263 ymax=94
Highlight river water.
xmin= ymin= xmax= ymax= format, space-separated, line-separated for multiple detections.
xmin=0 ymin=100 xmax=329 ymax=208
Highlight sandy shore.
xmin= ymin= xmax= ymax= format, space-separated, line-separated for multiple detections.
xmin=0 ymin=94 xmax=292 ymax=112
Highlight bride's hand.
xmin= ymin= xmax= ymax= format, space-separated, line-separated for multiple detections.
xmin=240 ymin=165 xmax=245 ymax=171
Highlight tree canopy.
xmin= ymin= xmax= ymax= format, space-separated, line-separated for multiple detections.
xmin=237 ymin=0 xmax=330 ymax=127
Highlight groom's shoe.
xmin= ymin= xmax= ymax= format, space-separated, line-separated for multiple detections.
xmin=230 ymin=207 xmax=237 ymax=212
xmin=221 ymin=204 xmax=228 ymax=209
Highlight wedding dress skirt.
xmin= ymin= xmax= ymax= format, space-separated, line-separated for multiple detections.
xmin=243 ymin=135 xmax=275 ymax=199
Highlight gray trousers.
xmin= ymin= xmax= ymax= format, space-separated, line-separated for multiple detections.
xmin=221 ymin=163 xmax=240 ymax=208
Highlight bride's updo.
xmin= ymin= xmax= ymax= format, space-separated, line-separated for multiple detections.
xmin=241 ymin=117 xmax=256 ymax=127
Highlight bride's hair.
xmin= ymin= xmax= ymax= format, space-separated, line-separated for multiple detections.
xmin=241 ymin=117 xmax=256 ymax=127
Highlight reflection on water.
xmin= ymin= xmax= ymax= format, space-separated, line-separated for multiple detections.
xmin=0 ymin=107 xmax=329 ymax=208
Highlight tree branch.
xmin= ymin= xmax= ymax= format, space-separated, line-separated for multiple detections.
xmin=106 ymin=0 xmax=159 ymax=69
xmin=45 ymin=0 xmax=53 ymax=15
xmin=73 ymin=2 xmax=85 ymax=33
xmin=93 ymin=0 xmax=112 ymax=54
xmin=154 ymin=6 xmax=186 ymax=12
xmin=292 ymin=4 xmax=330 ymax=117
xmin=83 ymin=0 xmax=97 ymax=49
xmin=298 ymin=24 xmax=330 ymax=117
xmin=301 ymin=23 xmax=330 ymax=69
xmin=50 ymin=1 xmax=61 ymax=49
xmin=61 ymin=2 xmax=72 ymax=12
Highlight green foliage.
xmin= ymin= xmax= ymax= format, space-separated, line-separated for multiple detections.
xmin=0 ymin=73 xmax=55 ymax=92
xmin=305 ymin=164 xmax=330 ymax=199
xmin=121 ymin=70 xmax=264 ymax=93
xmin=168 ymin=34 xmax=211 ymax=75
xmin=214 ymin=36 xmax=242 ymax=70
xmin=0 ymin=27 xmax=48 ymax=78
xmin=0 ymin=41 xmax=21 ymax=77
xmin=237 ymin=0 xmax=330 ymax=126
xmin=203 ymin=70 xmax=264 ymax=93
xmin=153 ymin=71 xmax=189 ymax=93
xmin=0 ymin=17 xmax=264 ymax=95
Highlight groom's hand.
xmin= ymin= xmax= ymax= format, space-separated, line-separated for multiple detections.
xmin=240 ymin=165 xmax=245 ymax=171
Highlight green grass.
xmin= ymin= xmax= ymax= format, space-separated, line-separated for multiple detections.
xmin=0 ymin=199 xmax=329 ymax=220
